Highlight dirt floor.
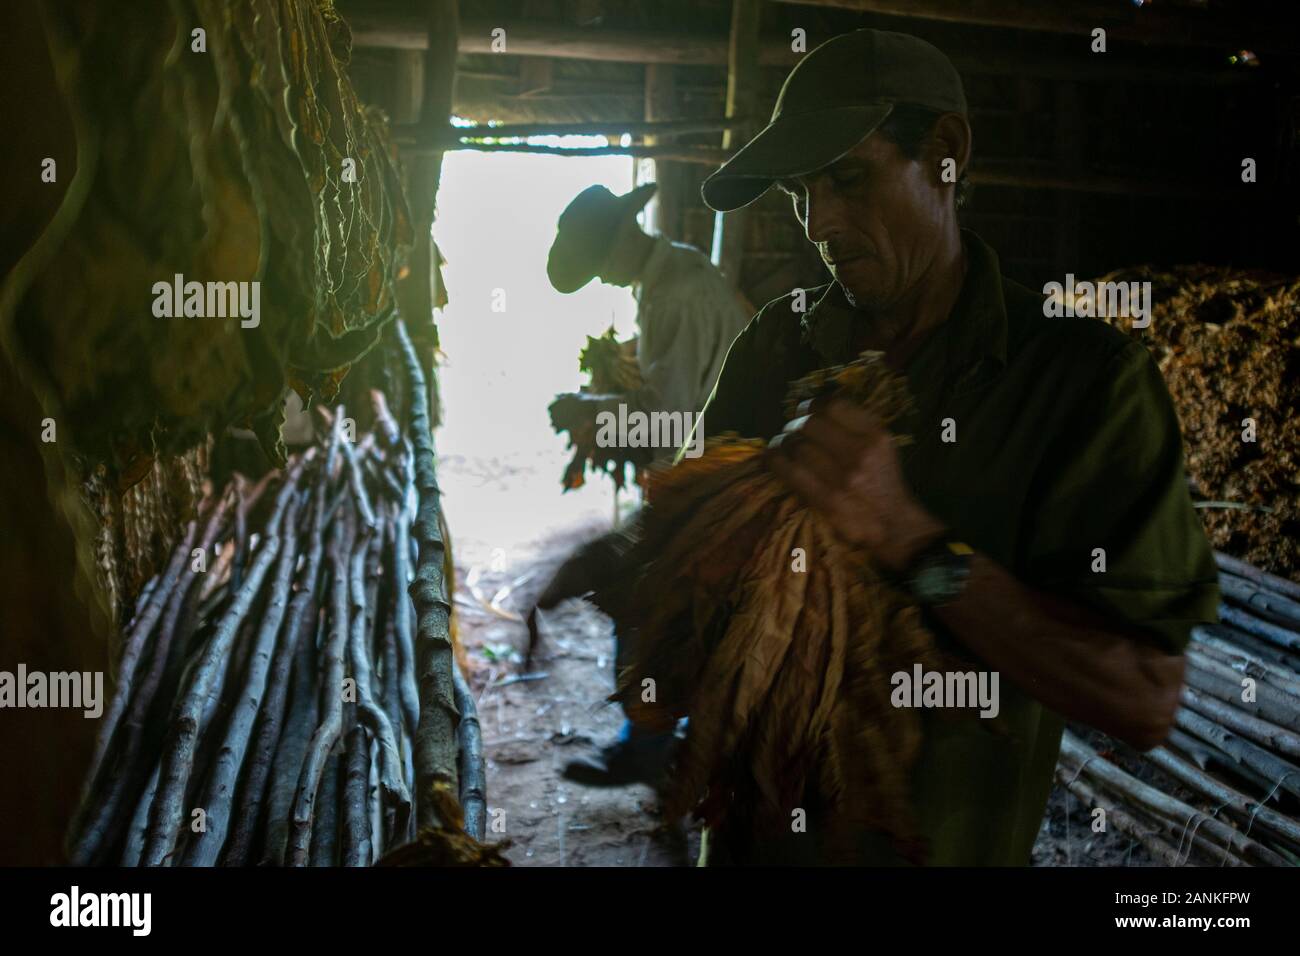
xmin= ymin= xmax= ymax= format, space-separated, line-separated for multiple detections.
xmin=449 ymin=513 xmax=701 ymax=866
xmin=440 ymin=451 xmax=1152 ymax=868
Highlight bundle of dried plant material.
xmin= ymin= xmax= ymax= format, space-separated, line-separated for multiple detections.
xmin=593 ymin=353 xmax=969 ymax=864
xmin=578 ymin=327 xmax=644 ymax=395
xmin=549 ymin=328 xmax=648 ymax=491
xmin=83 ymin=442 xmax=213 ymax=630
xmin=3 ymin=0 xmax=411 ymax=479
xmin=1089 ymin=266 xmax=1299 ymax=582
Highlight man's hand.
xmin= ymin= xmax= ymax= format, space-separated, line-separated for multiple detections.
xmin=765 ymin=397 xmax=945 ymax=571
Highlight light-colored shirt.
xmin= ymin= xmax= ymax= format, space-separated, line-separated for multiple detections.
xmin=632 ymin=236 xmax=751 ymax=418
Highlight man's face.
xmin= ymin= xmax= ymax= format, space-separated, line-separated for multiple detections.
xmin=596 ymin=218 xmax=642 ymax=287
xmin=778 ymin=132 xmax=947 ymax=310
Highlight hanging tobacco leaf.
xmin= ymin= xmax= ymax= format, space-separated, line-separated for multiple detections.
xmin=3 ymin=0 xmax=412 ymax=477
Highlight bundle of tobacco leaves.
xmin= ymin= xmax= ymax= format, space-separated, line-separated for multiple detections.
xmin=2 ymin=0 xmax=412 ymax=479
xmin=85 ymin=444 xmax=212 ymax=628
xmin=550 ymin=328 xmax=648 ymax=491
xmin=1094 ymin=266 xmax=1300 ymax=582
xmin=592 ymin=353 xmax=967 ymax=864
xmin=578 ymin=327 xmax=644 ymax=395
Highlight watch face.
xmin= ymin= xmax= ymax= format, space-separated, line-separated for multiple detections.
xmin=911 ymin=545 xmax=971 ymax=605
xmin=914 ymin=563 xmax=957 ymax=603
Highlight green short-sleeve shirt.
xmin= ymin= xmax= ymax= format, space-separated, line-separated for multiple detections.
xmin=696 ymin=229 xmax=1220 ymax=865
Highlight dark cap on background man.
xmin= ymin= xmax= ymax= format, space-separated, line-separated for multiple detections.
xmin=702 ymin=29 xmax=967 ymax=212
xmin=547 ymin=182 xmax=658 ymax=294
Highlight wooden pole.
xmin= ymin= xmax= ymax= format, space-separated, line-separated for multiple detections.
xmin=1180 ymin=685 xmax=1300 ymax=761
xmin=395 ymin=321 xmax=461 ymax=833
xmin=711 ymin=0 xmax=762 ymax=287
xmin=400 ymin=1 xmax=459 ymax=424
xmin=1221 ymin=572 xmax=1300 ymax=630
xmin=1144 ymin=745 xmax=1300 ymax=854
xmin=1059 ymin=732 xmax=1284 ymax=866
xmin=1057 ymin=773 xmax=1193 ymax=867
xmin=1175 ymin=708 xmax=1300 ymax=802
xmin=644 ymin=64 xmax=684 ymax=240
xmin=1216 ymin=551 xmax=1300 ymax=603
xmin=419 ymin=0 xmax=460 ymax=207
xmin=392 ymin=49 xmax=430 ymax=345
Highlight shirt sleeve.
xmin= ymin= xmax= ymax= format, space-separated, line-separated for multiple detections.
xmin=1018 ymin=338 xmax=1220 ymax=653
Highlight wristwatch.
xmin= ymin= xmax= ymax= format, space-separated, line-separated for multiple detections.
xmin=900 ymin=536 xmax=974 ymax=607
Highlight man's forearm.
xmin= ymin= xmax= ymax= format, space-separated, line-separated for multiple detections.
xmin=763 ymin=397 xmax=1188 ymax=751
xmin=930 ymin=553 xmax=1185 ymax=751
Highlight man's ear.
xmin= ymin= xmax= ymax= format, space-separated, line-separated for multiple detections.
xmin=926 ymin=112 xmax=972 ymax=188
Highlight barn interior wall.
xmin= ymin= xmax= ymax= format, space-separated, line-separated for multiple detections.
xmin=344 ymin=0 xmax=1297 ymax=310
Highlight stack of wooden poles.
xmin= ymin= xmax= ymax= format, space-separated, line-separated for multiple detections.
xmin=1058 ymin=552 xmax=1300 ymax=866
xmin=69 ymin=331 xmax=486 ymax=866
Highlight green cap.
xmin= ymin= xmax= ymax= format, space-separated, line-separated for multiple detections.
xmin=547 ymin=182 xmax=658 ymax=294
xmin=702 ymin=29 xmax=967 ymax=212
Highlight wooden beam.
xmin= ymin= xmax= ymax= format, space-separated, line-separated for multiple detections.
xmin=517 ymin=56 xmax=553 ymax=97
xmin=769 ymin=0 xmax=1287 ymax=51
xmin=352 ymin=15 xmax=752 ymax=64
xmin=712 ymin=0 xmax=763 ymax=287
xmin=403 ymin=140 xmax=732 ymax=164
xmin=349 ymin=15 xmax=1264 ymax=85
xmin=393 ymin=117 xmax=753 ymax=140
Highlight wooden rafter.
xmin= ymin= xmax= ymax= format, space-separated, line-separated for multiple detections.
xmin=349 ymin=15 xmax=1263 ymax=86
xmin=770 ymin=0 xmax=1286 ymax=52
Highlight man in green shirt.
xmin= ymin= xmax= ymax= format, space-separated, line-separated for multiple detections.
xmin=693 ymin=28 xmax=1219 ymax=865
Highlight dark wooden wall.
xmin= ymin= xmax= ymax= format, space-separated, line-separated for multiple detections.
xmin=343 ymin=0 xmax=1300 ymax=313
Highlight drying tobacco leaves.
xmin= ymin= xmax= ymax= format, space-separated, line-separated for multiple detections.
xmin=592 ymin=353 xmax=971 ymax=864
xmin=1095 ymin=266 xmax=1300 ymax=582
xmin=549 ymin=328 xmax=648 ymax=491
xmin=2 ymin=0 xmax=412 ymax=478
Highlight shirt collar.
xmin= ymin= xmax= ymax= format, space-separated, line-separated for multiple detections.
xmin=799 ymin=229 xmax=1009 ymax=374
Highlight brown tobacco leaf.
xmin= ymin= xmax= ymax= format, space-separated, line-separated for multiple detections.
xmin=1094 ymin=267 xmax=1300 ymax=581
xmin=550 ymin=328 xmax=648 ymax=491
xmin=5 ymin=0 xmax=412 ymax=474
xmin=593 ymin=352 xmax=966 ymax=863
xmin=579 ymin=327 xmax=645 ymax=395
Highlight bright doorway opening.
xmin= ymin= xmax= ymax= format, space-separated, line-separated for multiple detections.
xmin=433 ymin=143 xmax=639 ymax=573
xmin=430 ymin=138 xmax=705 ymax=867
